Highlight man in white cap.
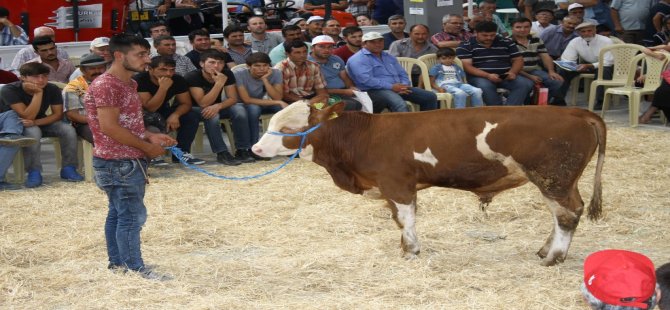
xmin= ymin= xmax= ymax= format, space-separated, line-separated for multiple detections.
xmin=559 ymin=21 xmax=613 ymax=109
xmin=308 ymin=35 xmax=361 ymax=110
xmin=10 ymin=26 xmax=69 ymax=75
xmin=347 ymin=32 xmax=438 ymax=113
xmin=69 ymin=37 xmax=111 ymax=81
xmin=567 ymin=3 xmax=598 ymax=25
xmin=304 ymin=16 xmax=325 ymax=42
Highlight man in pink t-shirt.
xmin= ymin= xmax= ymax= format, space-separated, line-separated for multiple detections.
xmin=84 ymin=34 xmax=176 ymax=281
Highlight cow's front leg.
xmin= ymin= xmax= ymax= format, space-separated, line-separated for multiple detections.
xmin=390 ymin=199 xmax=420 ymax=259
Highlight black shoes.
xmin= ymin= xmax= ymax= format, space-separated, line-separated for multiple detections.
xmin=217 ymin=151 xmax=242 ymax=166
xmin=235 ymin=149 xmax=256 ymax=163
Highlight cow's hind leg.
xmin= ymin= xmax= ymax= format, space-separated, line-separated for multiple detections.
xmin=538 ymin=190 xmax=584 ymax=266
xmin=390 ymin=199 xmax=420 ymax=259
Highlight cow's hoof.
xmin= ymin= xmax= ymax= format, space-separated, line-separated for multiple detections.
xmin=403 ymin=252 xmax=419 ymax=260
xmin=537 ymin=248 xmax=548 ymax=259
xmin=540 ymin=251 xmax=565 ymax=266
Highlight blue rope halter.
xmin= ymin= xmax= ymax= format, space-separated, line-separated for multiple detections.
xmin=166 ymin=123 xmax=322 ymax=181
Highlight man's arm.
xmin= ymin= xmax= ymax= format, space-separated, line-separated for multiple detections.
xmin=539 ymin=52 xmax=564 ymax=81
xmin=34 ymin=104 xmax=64 ymax=126
xmin=435 ymin=39 xmax=461 ymax=49
xmin=238 ymin=85 xmax=287 ymax=107
xmin=332 ymin=0 xmax=349 ymax=10
xmin=97 ymin=106 xmax=168 ymax=158
xmin=610 ymin=7 xmax=624 ymax=34
xmin=66 ymin=109 xmax=88 ymax=124
xmin=9 ymin=87 xmax=42 ymax=120
xmin=138 ymin=77 xmax=173 ymax=112
xmin=190 ymin=72 xmax=227 ymax=108
xmin=460 ymin=58 xmax=503 ymax=82
xmin=508 ymin=55 xmax=524 ymax=76
xmin=308 ymin=88 xmax=329 ymax=104
xmin=347 ymin=57 xmax=394 ymax=90
xmin=326 ymin=70 xmax=356 ymax=96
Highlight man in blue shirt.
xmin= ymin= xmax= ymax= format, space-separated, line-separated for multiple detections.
xmin=0 ymin=7 xmax=28 ymax=46
xmin=308 ymin=35 xmax=361 ymax=111
xmin=347 ymin=32 xmax=438 ymax=113
xmin=456 ymin=21 xmax=534 ymax=106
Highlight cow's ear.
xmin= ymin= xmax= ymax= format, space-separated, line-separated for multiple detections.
xmin=329 ymin=101 xmax=346 ymax=116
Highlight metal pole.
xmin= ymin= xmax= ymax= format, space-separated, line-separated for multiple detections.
xmin=72 ymin=0 xmax=80 ymax=41
xmin=325 ymin=0 xmax=332 ymax=20
xmin=220 ymin=0 xmax=228 ymax=31
xmin=468 ymin=0 xmax=473 ymax=18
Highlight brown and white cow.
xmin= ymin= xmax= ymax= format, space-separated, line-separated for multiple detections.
xmin=252 ymin=101 xmax=606 ymax=266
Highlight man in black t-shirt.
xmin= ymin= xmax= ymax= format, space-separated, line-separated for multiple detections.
xmin=185 ymin=49 xmax=255 ymax=165
xmin=133 ymin=55 xmax=205 ymax=165
xmin=185 ymin=29 xmax=235 ymax=70
xmin=0 ymin=62 xmax=83 ymax=188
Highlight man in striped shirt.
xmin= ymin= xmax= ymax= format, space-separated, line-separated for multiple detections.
xmin=510 ymin=18 xmax=566 ymax=105
xmin=456 ymin=21 xmax=534 ymax=106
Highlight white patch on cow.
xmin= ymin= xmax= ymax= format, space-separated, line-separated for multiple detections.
xmin=392 ymin=200 xmax=420 ymax=256
xmin=545 ymin=199 xmax=574 ymax=262
xmin=413 ymin=148 xmax=438 ymax=167
xmin=300 ymin=145 xmax=314 ymax=161
xmin=475 ymin=121 xmax=527 ymax=180
xmin=252 ymin=100 xmax=311 ymax=157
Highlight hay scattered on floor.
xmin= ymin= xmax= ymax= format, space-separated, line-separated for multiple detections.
xmin=1 ymin=125 xmax=668 ymax=309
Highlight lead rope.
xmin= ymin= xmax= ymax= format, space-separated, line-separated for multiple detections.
xmin=165 ymin=123 xmax=322 ymax=181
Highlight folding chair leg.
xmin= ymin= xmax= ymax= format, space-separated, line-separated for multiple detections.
xmin=82 ymin=140 xmax=94 ymax=182
xmin=630 ymin=94 xmax=640 ymax=127
xmin=193 ymin=123 xmax=204 ymax=153
xmin=11 ymin=148 xmax=25 ymax=183
xmin=569 ymin=78 xmax=579 ymax=106
xmin=220 ymin=119 xmax=236 ymax=154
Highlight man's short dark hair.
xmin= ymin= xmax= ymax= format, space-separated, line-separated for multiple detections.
xmin=281 ymin=24 xmax=301 ymax=37
xmin=474 ymin=20 xmax=498 ymax=33
xmin=511 ymin=17 xmax=532 ymax=27
xmin=596 ymin=24 xmax=612 ymax=34
xmin=387 ymin=14 xmax=405 ymax=24
xmin=0 ymin=7 xmax=9 ymax=18
xmin=31 ymin=36 xmax=55 ymax=51
xmin=149 ymin=55 xmax=176 ymax=69
xmin=284 ymin=40 xmax=308 ymax=54
xmin=657 ymin=263 xmax=670 ymax=310
xmin=342 ymin=26 xmax=363 ymax=37
xmin=199 ymin=49 xmax=226 ymax=63
xmin=223 ymin=25 xmax=246 ymax=38
xmin=188 ymin=29 xmax=209 ymax=42
xmin=153 ymin=35 xmax=175 ymax=47
xmin=409 ymin=24 xmax=430 ymax=33
xmin=436 ymin=47 xmax=456 ymax=58
xmin=149 ymin=21 xmax=169 ymax=32
xmin=245 ymin=52 xmax=272 ymax=66
xmin=19 ymin=62 xmax=50 ymax=77
xmin=109 ymin=33 xmax=151 ymax=55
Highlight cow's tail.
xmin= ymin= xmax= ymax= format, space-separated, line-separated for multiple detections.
xmin=586 ymin=115 xmax=606 ymax=221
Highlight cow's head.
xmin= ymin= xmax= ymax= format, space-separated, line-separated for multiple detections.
xmin=252 ymin=100 xmax=345 ymax=159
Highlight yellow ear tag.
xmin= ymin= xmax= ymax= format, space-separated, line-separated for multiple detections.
xmin=329 ymin=112 xmax=338 ymax=120
xmin=313 ymin=102 xmax=325 ymax=110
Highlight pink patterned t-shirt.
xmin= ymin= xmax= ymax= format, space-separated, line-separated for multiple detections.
xmin=84 ymin=72 xmax=146 ymax=160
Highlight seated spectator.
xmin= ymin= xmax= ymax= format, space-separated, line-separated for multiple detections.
xmin=70 ymin=37 xmax=112 ymax=81
xmin=146 ymin=22 xmax=189 ymax=56
xmin=308 ymin=35 xmax=362 ymax=110
xmin=432 ymin=14 xmax=473 ymax=50
xmin=510 ymin=18 xmax=565 ymax=105
xmin=304 ymin=16 xmax=325 ymax=42
xmin=10 ymin=26 xmax=68 ymax=75
xmin=523 ymin=0 xmax=556 ymax=22
xmin=558 ymin=21 xmax=613 ymax=108
xmin=0 ymin=62 xmax=83 ymax=187
xmin=355 ymin=14 xmax=374 ymax=26
xmin=223 ymin=25 xmax=253 ymax=65
xmin=233 ymin=52 xmax=285 ymax=158
xmin=270 ymin=25 xmax=310 ymax=65
xmin=0 ymin=104 xmax=37 ymax=191
xmin=581 ymin=249 xmax=660 ymax=310
xmin=247 ymin=17 xmax=285 ymax=54
xmin=134 ymin=55 xmax=205 ymax=165
xmin=322 ymin=19 xmax=346 ymax=48
xmin=274 ymin=40 xmax=329 ymax=104
xmin=186 ymin=29 xmax=235 ymax=70
xmin=185 ymin=50 xmax=254 ymax=165
xmin=639 ymin=48 xmax=670 ymax=124
xmin=457 ymin=21 xmax=534 ymax=105
xmin=63 ymin=54 xmax=108 ymax=144
xmin=347 ymin=32 xmax=438 ymax=112
xmin=540 ymin=15 xmax=580 ymax=59
xmin=26 ymin=36 xmax=76 ymax=83
xmin=0 ymin=6 xmax=28 ymax=46
xmin=388 ymin=24 xmax=438 ymax=85
xmin=383 ymin=15 xmax=409 ymax=50
xmin=428 ymin=48 xmax=483 ymax=109
xmin=333 ymin=26 xmax=363 ymax=63
xmin=531 ymin=8 xmax=555 ymax=36
xmin=479 ymin=0 xmax=509 ymax=37
xmin=286 ymin=17 xmax=307 ymax=32
xmin=657 ymin=262 xmax=670 ymax=310
xmin=152 ymin=35 xmax=197 ymax=76
xmin=567 ymin=3 xmax=598 ymax=25
xmin=462 ymin=2 xmax=480 ymax=32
